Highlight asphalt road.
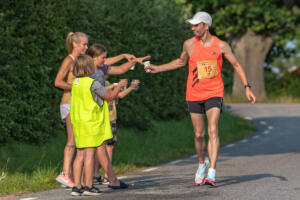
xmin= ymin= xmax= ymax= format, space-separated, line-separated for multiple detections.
xmin=4 ymin=104 xmax=300 ymax=200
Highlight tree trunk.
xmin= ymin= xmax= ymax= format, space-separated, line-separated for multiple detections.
xmin=231 ymin=31 xmax=273 ymax=100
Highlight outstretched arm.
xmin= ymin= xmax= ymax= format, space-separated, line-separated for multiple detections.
xmin=107 ymin=55 xmax=151 ymax=75
xmin=220 ymin=41 xmax=256 ymax=104
xmin=105 ymin=54 xmax=136 ymax=66
xmin=101 ymin=79 xmax=128 ymax=101
xmin=118 ymin=80 xmax=140 ymax=99
xmin=149 ymin=41 xmax=189 ymax=73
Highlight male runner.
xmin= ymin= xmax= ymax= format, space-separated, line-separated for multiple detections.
xmin=148 ymin=11 xmax=256 ymax=186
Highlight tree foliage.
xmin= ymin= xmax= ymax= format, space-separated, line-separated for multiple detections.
xmin=185 ymin=0 xmax=300 ymax=56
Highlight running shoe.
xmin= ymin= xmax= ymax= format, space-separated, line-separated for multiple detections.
xmin=71 ymin=186 xmax=83 ymax=196
xmin=205 ymin=168 xmax=216 ymax=186
xmin=82 ymin=186 xmax=102 ymax=196
xmin=194 ymin=157 xmax=210 ymax=186
xmin=56 ymin=172 xmax=74 ymax=188
xmin=93 ymin=176 xmax=102 ymax=185
xmin=205 ymin=179 xmax=216 ymax=186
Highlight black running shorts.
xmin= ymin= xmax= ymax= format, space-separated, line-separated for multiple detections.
xmin=187 ymin=97 xmax=223 ymax=114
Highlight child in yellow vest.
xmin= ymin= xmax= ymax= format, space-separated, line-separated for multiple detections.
xmin=70 ymin=55 xmax=128 ymax=196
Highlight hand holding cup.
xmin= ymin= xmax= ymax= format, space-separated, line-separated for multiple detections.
xmin=118 ymin=79 xmax=128 ymax=88
xmin=131 ymin=79 xmax=140 ymax=90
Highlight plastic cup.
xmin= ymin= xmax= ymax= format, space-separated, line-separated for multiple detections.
xmin=131 ymin=79 xmax=139 ymax=90
xmin=130 ymin=64 xmax=135 ymax=70
xmin=143 ymin=61 xmax=151 ymax=73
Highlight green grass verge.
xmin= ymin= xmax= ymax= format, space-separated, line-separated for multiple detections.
xmin=0 ymin=112 xmax=256 ymax=195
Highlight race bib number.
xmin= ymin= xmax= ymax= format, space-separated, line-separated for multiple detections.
xmin=197 ymin=60 xmax=218 ymax=79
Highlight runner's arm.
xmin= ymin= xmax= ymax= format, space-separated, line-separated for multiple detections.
xmin=149 ymin=42 xmax=189 ymax=73
xmin=221 ymin=41 xmax=256 ymax=104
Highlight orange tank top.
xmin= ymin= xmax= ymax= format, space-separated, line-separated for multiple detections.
xmin=60 ymin=55 xmax=76 ymax=105
xmin=186 ymin=36 xmax=224 ymax=101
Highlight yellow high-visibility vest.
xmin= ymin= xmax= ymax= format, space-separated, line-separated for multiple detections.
xmin=70 ymin=77 xmax=112 ymax=148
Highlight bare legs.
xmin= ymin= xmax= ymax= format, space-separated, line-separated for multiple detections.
xmin=96 ymin=143 xmax=120 ymax=186
xmin=94 ymin=156 xmax=101 ymax=178
xmin=62 ymin=115 xmax=76 ymax=175
xmin=190 ymin=113 xmax=206 ymax=164
xmin=105 ymin=145 xmax=114 ymax=178
xmin=56 ymin=114 xmax=75 ymax=187
xmin=205 ymin=108 xmax=220 ymax=169
xmin=190 ymin=107 xmax=220 ymax=168
xmin=73 ymin=148 xmax=95 ymax=186
xmin=93 ymin=144 xmax=115 ymax=184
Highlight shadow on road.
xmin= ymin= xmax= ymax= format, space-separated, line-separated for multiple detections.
xmin=216 ymin=173 xmax=288 ymax=187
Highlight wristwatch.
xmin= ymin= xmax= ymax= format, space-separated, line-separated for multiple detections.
xmin=244 ymin=83 xmax=251 ymax=89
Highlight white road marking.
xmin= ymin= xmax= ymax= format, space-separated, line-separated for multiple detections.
xmin=142 ymin=167 xmax=158 ymax=172
xmin=20 ymin=198 xmax=38 ymax=200
xmin=225 ymin=144 xmax=235 ymax=148
xmin=240 ymin=139 xmax=248 ymax=143
xmin=263 ymin=130 xmax=269 ymax=135
xmin=169 ymin=160 xmax=182 ymax=165
xmin=117 ymin=176 xmax=127 ymax=179
xmin=253 ymin=135 xmax=260 ymax=139
xmin=244 ymin=117 xmax=253 ymax=120
xmin=259 ymin=121 xmax=267 ymax=125
xmin=268 ymin=126 xmax=273 ymax=130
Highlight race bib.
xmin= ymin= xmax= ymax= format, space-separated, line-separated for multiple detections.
xmin=197 ymin=60 xmax=218 ymax=79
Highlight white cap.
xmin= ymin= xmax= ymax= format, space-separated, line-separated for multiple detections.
xmin=185 ymin=12 xmax=212 ymax=26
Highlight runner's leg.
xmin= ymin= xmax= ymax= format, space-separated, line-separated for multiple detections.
xmin=205 ymin=107 xmax=220 ymax=169
xmin=190 ymin=113 xmax=206 ymax=164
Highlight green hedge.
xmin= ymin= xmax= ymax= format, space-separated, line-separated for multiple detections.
xmin=0 ymin=0 xmax=190 ymax=144
xmin=0 ymin=0 xmax=68 ymax=144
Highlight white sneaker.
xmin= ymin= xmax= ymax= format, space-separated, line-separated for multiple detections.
xmin=194 ymin=157 xmax=209 ymax=185
xmin=206 ymin=168 xmax=216 ymax=186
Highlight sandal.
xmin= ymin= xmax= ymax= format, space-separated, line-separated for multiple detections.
xmin=102 ymin=177 xmax=110 ymax=185
xmin=108 ymin=180 xmax=129 ymax=189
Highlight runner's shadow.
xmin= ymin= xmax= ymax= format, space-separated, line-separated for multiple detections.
xmin=215 ymin=173 xmax=287 ymax=188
